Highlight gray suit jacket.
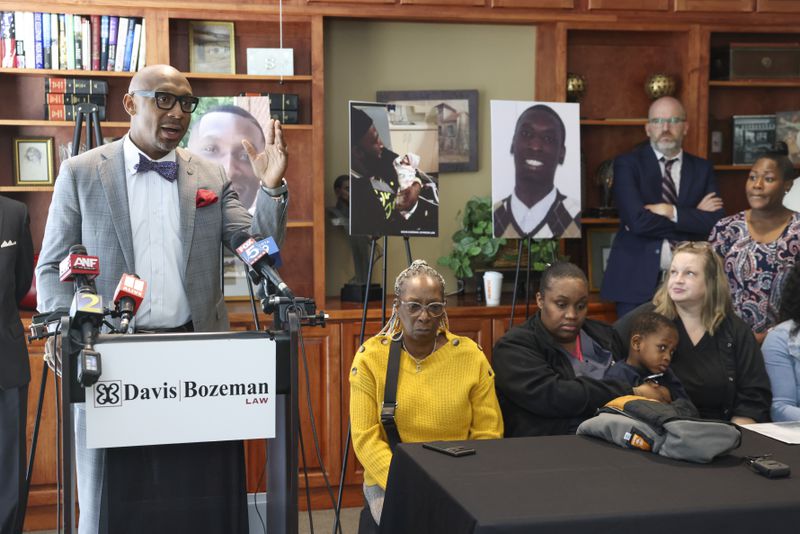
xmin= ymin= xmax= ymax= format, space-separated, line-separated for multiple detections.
xmin=36 ymin=139 xmax=287 ymax=331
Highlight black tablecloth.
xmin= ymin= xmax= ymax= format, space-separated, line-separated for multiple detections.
xmin=380 ymin=431 xmax=800 ymax=534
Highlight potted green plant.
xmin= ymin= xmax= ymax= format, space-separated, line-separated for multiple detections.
xmin=438 ymin=196 xmax=507 ymax=283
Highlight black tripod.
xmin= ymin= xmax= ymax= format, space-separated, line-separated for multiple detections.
xmin=508 ymin=237 xmax=559 ymax=329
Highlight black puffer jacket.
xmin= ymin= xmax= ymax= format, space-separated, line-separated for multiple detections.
xmin=493 ymin=313 xmax=633 ymax=437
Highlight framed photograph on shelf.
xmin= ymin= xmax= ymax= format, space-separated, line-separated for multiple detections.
xmin=189 ymin=21 xmax=235 ymax=74
xmin=14 ymin=137 xmax=55 ymax=186
xmin=376 ymin=89 xmax=478 ymax=173
xmin=586 ymin=227 xmax=617 ymax=292
xmin=732 ymin=114 xmax=776 ymax=165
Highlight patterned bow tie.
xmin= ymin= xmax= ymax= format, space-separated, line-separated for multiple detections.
xmin=135 ymin=153 xmax=178 ymax=182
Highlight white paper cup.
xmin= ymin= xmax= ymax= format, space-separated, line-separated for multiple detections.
xmin=483 ymin=271 xmax=503 ymax=307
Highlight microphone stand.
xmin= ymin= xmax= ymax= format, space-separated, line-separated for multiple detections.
xmin=261 ymin=294 xmax=325 ymax=534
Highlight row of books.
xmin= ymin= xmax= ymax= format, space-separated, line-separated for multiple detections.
xmin=0 ymin=11 xmax=145 ymax=72
xmin=43 ymin=77 xmax=109 ymax=121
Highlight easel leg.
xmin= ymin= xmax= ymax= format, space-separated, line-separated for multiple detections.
xmin=510 ymin=239 xmax=525 ymax=330
xmin=403 ymin=237 xmax=413 ymax=266
xmin=525 ymin=237 xmax=532 ymax=319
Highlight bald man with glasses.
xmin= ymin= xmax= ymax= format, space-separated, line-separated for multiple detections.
xmin=36 ymin=64 xmax=289 ymax=534
xmin=601 ymin=96 xmax=725 ymax=319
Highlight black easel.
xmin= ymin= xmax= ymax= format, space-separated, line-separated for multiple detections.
xmin=509 ymin=237 xmax=558 ymax=330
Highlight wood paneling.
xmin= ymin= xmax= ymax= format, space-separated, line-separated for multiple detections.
xmin=757 ymin=0 xmax=800 ymax=13
xmin=401 ymin=0 xmax=484 ymax=6
xmin=491 ymin=0 xmax=573 ymax=9
xmin=675 ymin=0 xmax=754 ymax=12
xmin=589 ymin=0 xmax=668 ymax=11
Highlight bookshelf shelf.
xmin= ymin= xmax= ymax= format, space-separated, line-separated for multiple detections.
xmin=714 ymin=164 xmax=750 ymax=171
xmin=709 ymin=79 xmax=800 ymax=88
xmin=0 ymin=68 xmax=134 ymax=77
xmin=0 ymin=185 xmax=55 ymax=192
xmin=184 ymin=73 xmax=313 ymax=82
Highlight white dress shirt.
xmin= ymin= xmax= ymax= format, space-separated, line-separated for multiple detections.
xmin=510 ymin=186 xmax=557 ymax=236
xmin=652 ymin=147 xmax=683 ymax=271
xmin=123 ymin=135 xmax=191 ymax=329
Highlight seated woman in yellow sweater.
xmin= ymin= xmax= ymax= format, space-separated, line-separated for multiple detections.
xmin=349 ymin=260 xmax=503 ymax=531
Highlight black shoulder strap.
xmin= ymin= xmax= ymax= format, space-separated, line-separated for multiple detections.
xmin=381 ymin=339 xmax=403 ymax=452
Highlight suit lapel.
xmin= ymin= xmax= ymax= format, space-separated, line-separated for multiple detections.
xmin=177 ymin=148 xmax=198 ymax=276
xmin=98 ymin=141 xmax=135 ymax=272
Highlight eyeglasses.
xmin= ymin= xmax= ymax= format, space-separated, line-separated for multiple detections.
xmin=398 ymin=300 xmax=446 ymax=317
xmin=129 ymin=90 xmax=200 ymax=113
xmin=648 ymin=117 xmax=686 ymax=125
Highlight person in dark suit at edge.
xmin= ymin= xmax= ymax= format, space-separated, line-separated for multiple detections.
xmin=0 ymin=195 xmax=34 ymax=534
xmin=601 ymin=96 xmax=725 ymax=319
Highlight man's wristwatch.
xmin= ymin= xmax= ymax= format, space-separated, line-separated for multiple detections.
xmin=262 ymin=178 xmax=288 ymax=198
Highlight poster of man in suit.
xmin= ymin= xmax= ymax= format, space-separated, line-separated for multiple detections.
xmin=491 ymin=101 xmax=582 ymax=239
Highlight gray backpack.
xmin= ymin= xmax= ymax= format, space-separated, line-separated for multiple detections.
xmin=577 ymin=396 xmax=742 ymax=463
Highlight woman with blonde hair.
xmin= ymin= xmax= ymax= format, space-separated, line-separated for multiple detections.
xmin=349 ymin=260 xmax=503 ymax=532
xmin=615 ymin=241 xmax=771 ymax=423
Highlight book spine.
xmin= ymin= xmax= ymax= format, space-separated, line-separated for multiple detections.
xmin=13 ymin=11 xmax=25 ymax=68
xmin=58 ymin=14 xmax=66 ymax=70
xmin=271 ymin=94 xmax=299 ymax=111
xmin=46 ymin=92 xmax=107 ymax=105
xmin=136 ymin=19 xmax=145 ymax=71
xmin=45 ymin=77 xmax=108 ymax=94
xmin=64 ymin=12 xmax=74 ymax=70
xmin=106 ymin=16 xmax=118 ymax=71
xmin=128 ymin=21 xmax=141 ymax=72
xmin=91 ymin=15 xmax=100 ymax=70
xmin=18 ymin=11 xmax=33 ymax=68
xmin=47 ymin=104 xmax=106 ymax=121
xmin=120 ymin=17 xmax=134 ymax=72
xmin=42 ymin=12 xmax=50 ymax=69
xmin=270 ymin=110 xmax=298 ymax=124
xmin=82 ymin=16 xmax=90 ymax=71
xmin=113 ymin=17 xmax=128 ymax=73
xmin=33 ymin=12 xmax=43 ymax=68
xmin=0 ymin=12 xmax=15 ymax=68
xmin=73 ymin=14 xmax=82 ymax=70
xmin=50 ymin=13 xmax=58 ymax=70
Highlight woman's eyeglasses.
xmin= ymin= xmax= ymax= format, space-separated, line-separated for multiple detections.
xmin=398 ymin=301 xmax=446 ymax=317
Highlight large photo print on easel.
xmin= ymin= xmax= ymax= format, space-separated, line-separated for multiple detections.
xmin=491 ymin=101 xmax=582 ymax=239
xmin=349 ymin=101 xmax=439 ymax=237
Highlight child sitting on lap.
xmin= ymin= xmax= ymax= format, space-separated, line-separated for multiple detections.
xmin=605 ymin=311 xmax=690 ymax=403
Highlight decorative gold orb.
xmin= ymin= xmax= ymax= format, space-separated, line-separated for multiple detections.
xmin=645 ymin=73 xmax=678 ymax=100
xmin=566 ymin=73 xmax=586 ymax=103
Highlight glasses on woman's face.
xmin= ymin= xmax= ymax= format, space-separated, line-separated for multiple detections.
xmin=398 ymin=300 xmax=446 ymax=317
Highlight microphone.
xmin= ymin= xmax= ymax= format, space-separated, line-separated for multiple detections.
xmin=59 ymin=244 xmax=100 ymax=293
xmin=61 ymin=244 xmax=103 ymax=386
xmin=230 ymin=231 xmax=295 ymax=300
xmin=113 ymin=273 xmax=147 ymax=333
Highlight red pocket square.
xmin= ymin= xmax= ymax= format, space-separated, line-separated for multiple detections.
xmin=196 ymin=188 xmax=219 ymax=208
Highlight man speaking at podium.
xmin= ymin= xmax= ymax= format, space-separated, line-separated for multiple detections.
xmin=36 ymin=65 xmax=289 ymax=534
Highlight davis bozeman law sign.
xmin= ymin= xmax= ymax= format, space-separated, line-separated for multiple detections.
xmin=85 ymin=332 xmax=276 ymax=449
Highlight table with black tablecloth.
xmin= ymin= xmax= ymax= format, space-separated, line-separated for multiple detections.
xmin=380 ymin=431 xmax=800 ymax=534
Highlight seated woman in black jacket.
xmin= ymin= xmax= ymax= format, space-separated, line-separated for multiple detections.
xmin=614 ymin=241 xmax=772 ymax=423
xmin=493 ymin=262 xmax=668 ymax=437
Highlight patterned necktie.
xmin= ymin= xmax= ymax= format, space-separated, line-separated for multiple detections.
xmin=135 ymin=153 xmax=178 ymax=182
xmin=661 ymin=157 xmax=678 ymax=205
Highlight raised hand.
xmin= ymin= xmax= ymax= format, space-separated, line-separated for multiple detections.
xmin=242 ymin=118 xmax=288 ymax=190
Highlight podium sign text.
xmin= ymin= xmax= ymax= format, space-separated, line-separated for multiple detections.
xmin=85 ymin=334 xmax=276 ymax=448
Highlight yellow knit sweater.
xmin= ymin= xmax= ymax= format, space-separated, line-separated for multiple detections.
xmin=349 ymin=331 xmax=504 ymax=489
